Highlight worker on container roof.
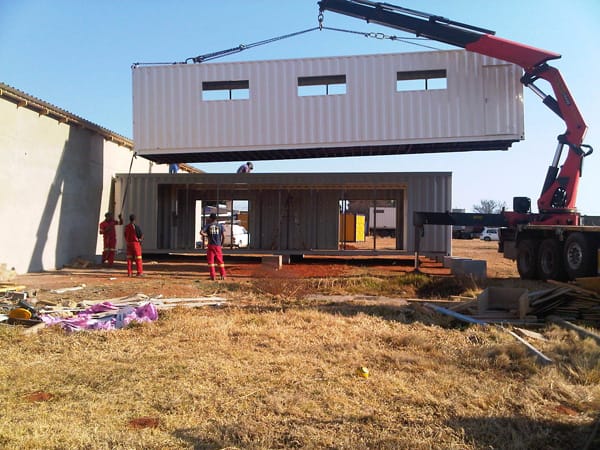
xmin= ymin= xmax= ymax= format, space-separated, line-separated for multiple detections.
xmin=237 ymin=162 xmax=253 ymax=173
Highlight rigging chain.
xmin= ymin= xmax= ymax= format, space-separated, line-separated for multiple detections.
xmin=317 ymin=9 xmax=438 ymax=49
xmin=132 ymin=20 xmax=440 ymax=67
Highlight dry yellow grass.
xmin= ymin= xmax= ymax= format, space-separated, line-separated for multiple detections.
xmin=1 ymin=283 xmax=599 ymax=449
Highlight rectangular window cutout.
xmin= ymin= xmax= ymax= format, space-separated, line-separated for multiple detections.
xmin=396 ymin=70 xmax=447 ymax=91
xmin=202 ymin=80 xmax=249 ymax=101
xmin=298 ymin=75 xmax=346 ymax=96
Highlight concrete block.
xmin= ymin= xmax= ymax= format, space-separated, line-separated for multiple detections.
xmin=444 ymin=256 xmax=464 ymax=268
xmin=262 ymin=255 xmax=282 ymax=270
xmin=447 ymin=257 xmax=471 ymax=272
xmin=454 ymin=259 xmax=487 ymax=279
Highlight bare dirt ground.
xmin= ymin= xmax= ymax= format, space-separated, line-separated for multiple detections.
xmin=11 ymin=238 xmax=517 ymax=301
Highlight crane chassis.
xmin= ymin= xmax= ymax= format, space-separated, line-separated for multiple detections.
xmin=318 ymin=0 xmax=597 ymax=280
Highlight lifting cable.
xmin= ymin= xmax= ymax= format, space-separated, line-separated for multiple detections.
xmin=186 ymin=26 xmax=320 ymax=63
xmin=132 ymin=20 xmax=440 ymax=67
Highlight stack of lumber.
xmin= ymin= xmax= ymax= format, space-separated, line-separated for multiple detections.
xmin=441 ymin=279 xmax=600 ymax=327
xmin=529 ymin=280 xmax=600 ymax=324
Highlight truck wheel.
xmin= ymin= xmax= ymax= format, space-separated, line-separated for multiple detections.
xmin=537 ymin=238 xmax=566 ymax=281
xmin=564 ymin=232 xmax=596 ymax=280
xmin=517 ymin=239 xmax=538 ymax=279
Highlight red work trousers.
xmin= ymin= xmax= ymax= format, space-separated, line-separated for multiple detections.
xmin=126 ymin=242 xmax=143 ymax=276
xmin=102 ymin=236 xmax=117 ymax=265
xmin=206 ymin=244 xmax=226 ymax=279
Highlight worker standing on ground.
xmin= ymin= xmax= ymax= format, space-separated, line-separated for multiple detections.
xmin=200 ymin=213 xmax=227 ymax=280
xmin=124 ymin=214 xmax=144 ymax=277
xmin=99 ymin=212 xmax=123 ymax=266
xmin=236 ymin=161 xmax=253 ymax=173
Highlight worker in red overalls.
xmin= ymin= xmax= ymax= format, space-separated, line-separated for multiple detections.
xmin=99 ymin=212 xmax=123 ymax=266
xmin=200 ymin=213 xmax=227 ymax=280
xmin=124 ymin=214 xmax=144 ymax=277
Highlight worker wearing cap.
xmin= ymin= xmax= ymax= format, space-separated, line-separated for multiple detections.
xmin=124 ymin=214 xmax=144 ymax=277
xmin=237 ymin=162 xmax=254 ymax=173
xmin=99 ymin=212 xmax=123 ymax=266
xmin=200 ymin=213 xmax=227 ymax=280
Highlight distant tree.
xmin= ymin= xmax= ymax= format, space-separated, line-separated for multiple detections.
xmin=473 ymin=199 xmax=506 ymax=214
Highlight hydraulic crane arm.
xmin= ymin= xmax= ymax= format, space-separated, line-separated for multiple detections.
xmin=319 ymin=0 xmax=561 ymax=69
xmin=318 ymin=0 xmax=591 ymax=215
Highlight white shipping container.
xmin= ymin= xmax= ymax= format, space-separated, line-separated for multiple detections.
xmin=132 ymin=50 xmax=524 ymax=163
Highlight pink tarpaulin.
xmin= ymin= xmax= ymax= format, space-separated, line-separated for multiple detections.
xmin=41 ymin=302 xmax=158 ymax=332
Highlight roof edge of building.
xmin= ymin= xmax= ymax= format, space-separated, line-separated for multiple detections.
xmin=1 ymin=81 xmax=133 ymax=148
xmin=0 ymin=82 xmax=201 ymax=173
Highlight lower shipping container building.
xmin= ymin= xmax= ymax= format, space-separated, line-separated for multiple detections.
xmin=114 ymin=172 xmax=451 ymax=257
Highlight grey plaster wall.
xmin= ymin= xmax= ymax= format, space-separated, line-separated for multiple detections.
xmin=0 ymin=95 xmax=169 ymax=273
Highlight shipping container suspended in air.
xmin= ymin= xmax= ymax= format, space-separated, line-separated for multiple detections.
xmin=132 ymin=50 xmax=524 ymax=163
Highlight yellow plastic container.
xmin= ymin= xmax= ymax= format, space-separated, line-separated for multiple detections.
xmin=356 ymin=366 xmax=370 ymax=378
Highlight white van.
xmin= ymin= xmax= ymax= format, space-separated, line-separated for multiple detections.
xmin=480 ymin=227 xmax=499 ymax=241
xmin=222 ymin=223 xmax=249 ymax=248
xmin=196 ymin=223 xmax=250 ymax=248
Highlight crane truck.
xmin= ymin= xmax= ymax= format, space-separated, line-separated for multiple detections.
xmin=318 ymin=0 xmax=598 ymax=281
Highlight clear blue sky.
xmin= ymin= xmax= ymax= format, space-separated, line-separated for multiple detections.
xmin=2 ymin=1 xmax=598 ymax=214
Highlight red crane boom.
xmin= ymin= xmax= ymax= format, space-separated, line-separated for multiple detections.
xmin=318 ymin=0 xmax=591 ymax=221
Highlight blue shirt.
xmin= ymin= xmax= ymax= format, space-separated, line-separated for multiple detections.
xmin=203 ymin=222 xmax=224 ymax=246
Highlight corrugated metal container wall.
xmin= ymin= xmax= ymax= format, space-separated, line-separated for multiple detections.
xmin=405 ymin=172 xmax=452 ymax=254
xmin=133 ymin=50 xmax=524 ymax=158
xmin=115 ymin=175 xmax=161 ymax=252
xmin=251 ymin=190 xmax=339 ymax=251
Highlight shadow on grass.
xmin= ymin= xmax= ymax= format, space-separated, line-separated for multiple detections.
xmin=171 ymin=428 xmax=224 ymax=450
xmin=446 ymin=415 xmax=597 ymax=450
xmin=171 ymin=413 xmax=598 ymax=449
xmin=173 ymin=416 xmax=600 ymax=450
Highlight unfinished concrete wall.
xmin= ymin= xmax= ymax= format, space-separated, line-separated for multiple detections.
xmin=0 ymin=88 xmax=169 ymax=273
